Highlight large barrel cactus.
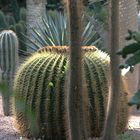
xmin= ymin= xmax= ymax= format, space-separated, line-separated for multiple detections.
xmin=0 ymin=30 xmax=19 ymax=115
xmin=13 ymin=46 xmax=128 ymax=139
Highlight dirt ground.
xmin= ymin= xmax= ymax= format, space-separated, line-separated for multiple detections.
xmin=124 ymin=109 xmax=140 ymax=140
xmin=0 ymin=96 xmax=28 ymax=140
xmin=0 ymin=96 xmax=140 ymax=140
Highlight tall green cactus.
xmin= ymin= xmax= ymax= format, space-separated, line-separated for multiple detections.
xmin=11 ymin=0 xmax=20 ymax=22
xmin=13 ymin=46 xmax=128 ymax=139
xmin=0 ymin=10 xmax=8 ymax=30
xmin=0 ymin=30 xmax=19 ymax=116
xmin=6 ymin=15 xmax=16 ymax=26
xmin=15 ymin=22 xmax=26 ymax=52
xmin=20 ymin=8 xmax=26 ymax=22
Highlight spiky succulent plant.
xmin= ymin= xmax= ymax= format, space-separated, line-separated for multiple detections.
xmin=25 ymin=11 xmax=102 ymax=52
xmin=13 ymin=46 xmax=128 ymax=139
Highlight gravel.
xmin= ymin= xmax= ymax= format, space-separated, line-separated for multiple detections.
xmin=0 ymin=95 xmax=140 ymax=140
xmin=0 ymin=96 xmax=24 ymax=140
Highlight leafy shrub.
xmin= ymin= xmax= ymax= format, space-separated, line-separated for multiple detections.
xmin=117 ymin=30 xmax=140 ymax=108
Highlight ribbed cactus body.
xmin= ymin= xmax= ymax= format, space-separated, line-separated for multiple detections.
xmin=13 ymin=46 xmax=128 ymax=139
xmin=0 ymin=10 xmax=8 ymax=31
xmin=20 ymin=8 xmax=26 ymax=22
xmin=0 ymin=30 xmax=19 ymax=115
xmin=15 ymin=22 xmax=26 ymax=52
xmin=6 ymin=15 xmax=16 ymax=26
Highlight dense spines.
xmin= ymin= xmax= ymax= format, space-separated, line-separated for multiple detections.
xmin=0 ymin=30 xmax=19 ymax=116
xmin=84 ymin=57 xmax=98 ymax=136
xmin=13 ymin=47 xmax=128 ymax=139
xmin=84 ymin=51 xmax=109 ymax=136
xmin=0 ymin=30 xmax=19 ymax=74
xmin=116 ymin=79 xmax=129 ymax=133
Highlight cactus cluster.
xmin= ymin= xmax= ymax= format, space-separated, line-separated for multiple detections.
xmin=0 ymin=9 xmax=26 ymax=52
xmin=13 ymin=46 xmax=128 ymax=139
xmin=0 ymin=30 xmax=19 ymax=115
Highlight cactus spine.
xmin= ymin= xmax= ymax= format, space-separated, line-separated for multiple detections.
xmin=0 ymin=30 xmax=19 ymax=116
xmin=13 ymin=46 xmax=128 ymax=139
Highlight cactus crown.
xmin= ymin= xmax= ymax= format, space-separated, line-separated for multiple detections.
xmin=13 ymin=46 xmax=128 ymax=139
xmin=37 ymin=46 xmax=98 ymax=54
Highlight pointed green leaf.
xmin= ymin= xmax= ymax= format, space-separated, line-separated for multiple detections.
xmin=128 ymin=89 xmax=140 ymax=106
xmin=125 ymin=50 xmax=140 ymax=66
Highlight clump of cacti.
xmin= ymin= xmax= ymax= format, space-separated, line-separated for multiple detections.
xmin=6 ymin=15 xmax=16 ymax=26
xmin=0 ymin=9 xmax=26 ymax=53
xmin=13 ymin=46 xmax=128 ymax=139
xmin=0 ymin=30 xmax=19 ymax=116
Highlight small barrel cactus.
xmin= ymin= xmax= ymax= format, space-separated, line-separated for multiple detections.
xmin=0 ymin=30 xmax=19 ymax=116
xmin=13 ymin=46 xmax=128 ymax=139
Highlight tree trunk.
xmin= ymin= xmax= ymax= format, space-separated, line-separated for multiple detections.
xmin=102 ymin=0 xmax=120 ymax=140
xmin=67 ymin=0 xmax=88 ymax=140
xmin=26 ymin=0 xmax=46 ymax=51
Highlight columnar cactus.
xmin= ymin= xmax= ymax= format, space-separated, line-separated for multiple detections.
xmin=0 ymin=30 xmax=19 ymax=116
xmin=0 ymin=10 xmax=8 ymax=31
xmin=13 ymin=46 xmax=128 ymax=139
xmin=15 ymin=22 xmax=26 ymax=52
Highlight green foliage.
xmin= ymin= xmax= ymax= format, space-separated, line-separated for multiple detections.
xmin=13 ymin=46 xmax=128 ymax=139
xmin=25 ymin=11 xmax=101 ymax=51
xmin=0 ymin=81 xmax=8 ymax=94
xmin=87 ymin=0 xmax=108 ymax=28
xmin=128 ymin=89 xmax=140 ymax=107
xmin=117 ymin=30 xmax=140 ymax=68
xmin=47 ymin=0 xmax=61 ymax=4
xmin=0 ymin=30 xmax=19 ymax=115
xmin=118 ymin=30 xmax=140 ymax=108
xmin=0 ymin=8 xmax=27 ymax=53
xmin=15 ymin=22 xmax=26 ymax=52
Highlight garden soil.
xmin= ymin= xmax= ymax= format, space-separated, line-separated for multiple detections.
xmin=0 ymin=95 xmax=140 ymax=140
xmin=0 ymin=96 xmax=28 ymax=140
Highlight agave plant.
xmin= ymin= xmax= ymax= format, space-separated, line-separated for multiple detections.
xmin=25 ymin=11 xmax=102 ymax=52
